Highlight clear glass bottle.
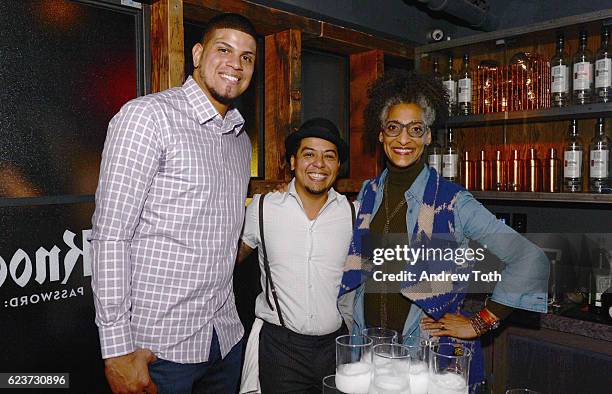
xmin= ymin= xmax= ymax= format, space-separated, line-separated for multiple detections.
xmin=442 ymin=128 xmax=459 ymax=182
xmin=595 ymin=25 xmax=611 ymax=103
xmin=551 ymin=32 xmax=570 ymax=107
xmin=442 ymin=54 xmax=457 ymax=116
xmin=457 ymin=54 xmax=472 ymax=115
xmin=589 ymin=237 xmax=611 ymax=315
xmin=427 ymin=130 xmax=442 ymax=174
xmin=589 ymin=118 xmax=610 ymax=193
xmin=563 ymin=120 xmax=583 ymax=192
xmin=573 ymin=30 xmax=594 ymax=105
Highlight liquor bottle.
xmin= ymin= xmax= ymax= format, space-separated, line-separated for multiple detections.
xmin=589 ymin=238 xmax=611 ymax=315
xmin=476 ymin=150 xmax=492 ymax=191
xmin=573 ymin=30 xmax=594 ymax=105
xmin=427 ymin=130 xmax=442 ymax=174
xmin=564 ymin=120 xmax=583 ymax=192
xmin=551 ymin=32 xmax=570 ymax=107
xmin=525 ymin=148 xmax=542 ymax=192
xmin=457 ymin=54 xmax=473 ymax=115
xmin=589 ymin=118 xmax=610 ymax=193
xmin=508 ymin=149 xmax=524 ymax=192
xmin=543 ymin=148 xmax=561 ymax=193
xmin=432 ymin=57 xmax=442 ymax=80
xmin=595 ymin=25 xmax=611 ymax=103
xmin=442 ymin=54 xmax=457 ymax=116
xmin=442 ymin=128 xmax=459 ymax=182
xmin=492 ymin=149 xmax=507 ymax=191
xmin=461 ymin=151 xmax=475 ymax=190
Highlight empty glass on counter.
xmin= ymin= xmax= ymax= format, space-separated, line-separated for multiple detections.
xmin=428 ymin=343 xmax=471 ymax=394
xmin=335 ymin=334 xmax=373 ymax=394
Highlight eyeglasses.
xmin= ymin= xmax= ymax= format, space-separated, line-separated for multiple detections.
xmin=383 ymin=121 xmax=427 ymax=138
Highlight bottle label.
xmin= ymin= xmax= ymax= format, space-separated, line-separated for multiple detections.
xmin=595 ymin=58 xmax=612 ymax=88
xmin=573 ymin=61 xmax=593 ymax=90
xmin=590 ymin=149 xmax=609 ymax=178
xmin=429 ymin=154 xmax=441 ymax=173
xmin=442 ymin=80 xmax=457 ymax=104
xmin=564 ymin=150 xmax=582 ymax=178
xmin=442 ymin=154 xmax=458 ymax=177
xmin=458 ymin=78 xmax=472 ymax=103
xmin=551 ymin=65 xmax=569 ymax=93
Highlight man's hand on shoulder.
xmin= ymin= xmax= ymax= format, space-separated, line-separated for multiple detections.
xmin=104 ymin=348 xmax=157 ymax=394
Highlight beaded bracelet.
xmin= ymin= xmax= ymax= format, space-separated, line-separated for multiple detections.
xmin=469 ymin=313 xmax=490 ymax=336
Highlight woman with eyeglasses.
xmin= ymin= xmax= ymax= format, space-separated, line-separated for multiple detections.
xmin=338 ymin=70 xmax=549 ymax=392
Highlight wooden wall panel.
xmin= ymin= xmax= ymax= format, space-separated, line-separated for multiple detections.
xmin=264 ymin=29 xmax=301 ymax=181
xmin=349 ymin=50 xmax=384 ymax=182
xmin=151 ymin=0 xmax=185 ymax=92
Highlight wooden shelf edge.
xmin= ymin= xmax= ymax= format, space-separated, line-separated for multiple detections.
xmin=446 ymin=102 xmax=612 ymax=127
xmin=471 ymin=191 xmax=612 ymax=204
xmin=415 ymin=9 xmax=612 ymax=54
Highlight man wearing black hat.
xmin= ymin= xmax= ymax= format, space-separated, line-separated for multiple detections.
xmin=237 ymin=118 xmax=356 ymax=394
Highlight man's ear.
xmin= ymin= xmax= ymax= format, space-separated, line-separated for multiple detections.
xmin=290 ymin=156 xmax=295 ymax=171
xmin=192 ymin=43 xmax=204 ymax=68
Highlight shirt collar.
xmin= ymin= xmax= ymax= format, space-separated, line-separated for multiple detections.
xmin=282 ymin=178 xmax=340 ymax=207
xmin=182 ymin=76 xmax=245 ymax=135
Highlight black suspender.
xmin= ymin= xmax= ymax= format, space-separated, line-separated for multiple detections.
xmin=258 ymin=194 xmax=356 ymax=329
xmin=258 ymin=194 xmax=286 ymax=327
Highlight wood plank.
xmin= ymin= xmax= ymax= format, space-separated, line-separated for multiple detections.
xmin=182 ymin=0 xmax=320 ymax=36
xmin=183 ymin=0 xmax=414 ymax=58
xmin=264 ymin=29 xmax=301 ymax=181
xmin=349 ymin=50 xmax=384 ymax=181
xmin=313 ymin=23 xmax=413 ymax=58
xmin=151 ymin=0 xmax=185 ymax=92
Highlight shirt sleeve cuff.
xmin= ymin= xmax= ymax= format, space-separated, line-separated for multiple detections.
xmin=98 ymin=323 xmax=135 ymax=359
xmin=485 ymin=299 xmax=514 ymax=320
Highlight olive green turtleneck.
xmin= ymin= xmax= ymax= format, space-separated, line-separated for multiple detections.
xmin=364 ymin=156 xmax=425 ymax=332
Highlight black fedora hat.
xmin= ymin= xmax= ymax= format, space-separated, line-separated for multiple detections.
xmin=284 ymin=118 xmax=348 ymax=163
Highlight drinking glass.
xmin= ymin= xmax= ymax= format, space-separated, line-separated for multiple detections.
xmin=322 ymin=375 xmax=343 ymax=393
xmin=336 ymin=334 xmax=373 ymax=394
xmin=428 ymin=343 xmax=471 ymax=394
xmin=362 ymin=327 xmax=398 ymax=346
xmin=400 ymin=339 xmax=429 ymax=394
xmin=370 ymin=344 xmax=411 ymax=394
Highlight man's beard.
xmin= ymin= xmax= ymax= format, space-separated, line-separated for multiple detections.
xmin=305 ymin=184 xmax=329 ymax=195
xmin=209 ymin=85 xmax=236 ymax=106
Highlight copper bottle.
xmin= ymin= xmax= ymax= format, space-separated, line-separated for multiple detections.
xmin=476 ymin=150 xmax=492 ymax=191
xmin=543 ymin=148 xmax=561 ymax=192
xmin=525 ymin=148 xmax=542 ymax=192
xmin=461 ymin=151 xmax=476 ymax=190
xmin=508 ymin=149 xmax=524 ymax=192
xmin=492 ymin=149 xmax=507 ymax=191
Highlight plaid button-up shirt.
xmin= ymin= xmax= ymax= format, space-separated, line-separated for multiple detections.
xmin=91 ymin=76 xmax=251 ymax=362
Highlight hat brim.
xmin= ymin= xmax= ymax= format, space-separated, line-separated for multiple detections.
xmin=284 ymin=127 xmax=348 ymax=164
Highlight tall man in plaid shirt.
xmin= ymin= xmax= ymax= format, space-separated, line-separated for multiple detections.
xmin=91 ymin=13 xmax=257 ymax=394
